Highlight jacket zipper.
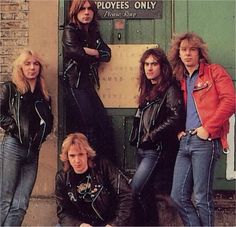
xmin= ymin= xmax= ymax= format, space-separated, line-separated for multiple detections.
xmin=91 ymin=186 xmax=105 ymax=221
xmin=137 ymin=98 xmax=164 ymax=147
xmin=34 ymin=100 xmax=47 ymax=148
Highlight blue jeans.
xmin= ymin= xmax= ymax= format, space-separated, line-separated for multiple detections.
xmin=171 ymin=134 xmax=221 ymax=226
xmin=0 ymin=135 xmax=39 ymax=226
xmin=131 ymin=148 xmax=161 ymax=225
xmin=131 ymin=148 xmax=161 ymax=195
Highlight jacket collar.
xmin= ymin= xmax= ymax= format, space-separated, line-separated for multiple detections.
xmin=198 ymin=60 xmax=206 ymax=77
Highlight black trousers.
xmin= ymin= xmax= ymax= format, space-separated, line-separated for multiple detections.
xmin=65 ymin=87 xmax=116 ymax=162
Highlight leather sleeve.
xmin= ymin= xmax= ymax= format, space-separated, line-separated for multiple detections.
xmin=149 ymin=84 xmax=185 ymax=143
xmin=55 ymin=171 xmax=83 ymax=226
xmin=96 ymin=33 xmax=111 ymax=62
xmin=62 ymin=24 xmax=111 ymax=64
xmin=202 ymin=64 xmax=235 ymax=135
xmin=62 ymin=24 xmax=95 ymax=64
xmin=99 ymin=159 xmax=134 ymax=226
xmin=0 ymin=82 xmax=17 ymax=133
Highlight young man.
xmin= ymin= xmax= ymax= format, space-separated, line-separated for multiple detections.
xmin=55 ymin=133 xmax=133 ymax=226
xmin=168 ymin=32 xmax=235 ymax=226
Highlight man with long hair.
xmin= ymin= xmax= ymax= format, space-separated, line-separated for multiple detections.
xmin=129 ymin=47 xmax=184 ymax=225
xmin=62 ymin=0 xmax=115 ymax=162
xmin=168 ymin=32 xmax=235 ymax=226
xmin=0 ymin=49 xmax=53 ymax=226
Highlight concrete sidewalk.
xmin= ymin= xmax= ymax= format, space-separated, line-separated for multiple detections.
xmin=22 ymin=194 xmax=235 ymax=226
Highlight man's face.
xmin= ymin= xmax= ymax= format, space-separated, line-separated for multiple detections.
xmin=179 ymin=39 xmax=200 ymax=69
xmin=77 ymin=1 xmax=94 ymax=25
xmin=68 ymin=144 xmax=88 ymax=174
xmin=144 ymin=55 xmax=161 ymax=84
xmin=22 ymin=56 xmax=40 ymax=81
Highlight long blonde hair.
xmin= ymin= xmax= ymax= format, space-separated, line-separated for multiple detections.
xmin=168 ymin=32 xmax=210 ymax=80
xmin=60 ymin=132 xmax=96 ymax=172
xmin=12 ymin=49 xmax=50 ymax=101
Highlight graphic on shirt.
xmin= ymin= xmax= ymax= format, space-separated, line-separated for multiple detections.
xmin=77 ymin=175 xmax=92 ymax=195
xmin=76 ymin=175 xmax=101 ymax=202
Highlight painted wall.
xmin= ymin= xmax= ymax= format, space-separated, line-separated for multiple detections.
xmin=28 ymin=0 xmax=58 ymax=196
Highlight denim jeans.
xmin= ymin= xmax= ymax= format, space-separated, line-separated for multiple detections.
xmin=131 ymin=148 xmax=161 ymax=225
xmin=171 ymin=133 xmax=221 ymax=226
xmin=131 ymin=148 xmax=161 ymax=195
xmin=0 ymin=135 xmax=39 ymax=226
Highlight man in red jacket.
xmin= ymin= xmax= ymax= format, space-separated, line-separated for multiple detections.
xmin=168 ymin=32 xmax=235 ymax=226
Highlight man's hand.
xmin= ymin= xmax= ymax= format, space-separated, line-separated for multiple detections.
xmin=195 ymin=126 xmax=209 ymax=140
xmin=83 ymin=47 xmax=99 ymax=58
xmin=177 ymin=131 xmax=186 ymax=140
xmin=80 ymin=223 xmax=92 ymax=227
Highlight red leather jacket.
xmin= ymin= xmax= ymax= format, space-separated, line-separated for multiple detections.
xmin=180 ymin=61 xmax=235 ymax=148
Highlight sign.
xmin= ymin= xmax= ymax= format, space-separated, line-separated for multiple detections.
xmin=95 ymin=0 xmax=163 ymax=19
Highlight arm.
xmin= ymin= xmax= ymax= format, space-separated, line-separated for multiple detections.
xmin=55 ymin=171 xmax=83 ymax=226
xmin=83 ymin=33 xmax=111 ymax=62
xmin=62 ymin=24 xmax=96 ymax=63
xmin=62 ymin=25 xmax=111 ymax=64
xmin=148 ymin=85 xmax=185 ymax=143
xmin=203 ymin=65 xmax=235 ymax=135
xmin=100 ymin=159 xmax=133 ymax=226
xmin=83 ymin=47 xmax=99 ymax=58
xmin=0 ymin=82 xmax=17 ymax=133
xmin=94 ymin=33 xmax=111 ymax=63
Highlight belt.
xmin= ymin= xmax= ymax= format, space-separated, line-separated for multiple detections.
xmin=185 ymin=128 xmax=212 ymax=141
xmin=185 ymin=129 xmax=196 ymax=135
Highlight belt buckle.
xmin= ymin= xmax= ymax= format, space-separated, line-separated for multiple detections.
xmin=188 ymin=129 xmax=196 ymax=135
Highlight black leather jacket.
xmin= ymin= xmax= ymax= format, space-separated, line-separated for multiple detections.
xmin=0 ymin=81 xmax=53 ymax=149
xmin=130 ymin=82 xmax=185 ymax=149
xmin=62 ymin=23 xmax=111 ymax=88
xmin=55 ymin=158 xmax=133 ymax=226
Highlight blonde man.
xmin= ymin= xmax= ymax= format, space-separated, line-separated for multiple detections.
xmin=55 ymin=133 xmax=133 ymax=226
xmin=168 ymin=32 xmax=235 ymax=226
xmin=0 ymin=49 xmax=53 ymax=226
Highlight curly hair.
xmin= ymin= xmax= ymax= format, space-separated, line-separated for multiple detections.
xmin=168 ymin=32 xmax=210 ymax=80
xmin=12 ymin=49 xmax=50 ymax=101
xmin=60 ymin=132 xmax=96 ymax=172
xmin=138 ymin=47 xmax=173 ymax=107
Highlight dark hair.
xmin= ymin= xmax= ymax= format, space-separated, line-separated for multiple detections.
xmin=68 ymin=0 xmax=99 ymax=32
xmin=138 ymin=48 xmax=173 ymax=106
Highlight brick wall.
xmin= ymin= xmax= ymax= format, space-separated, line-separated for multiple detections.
xmin=0 ymin=0 xmax=29 ymax=82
